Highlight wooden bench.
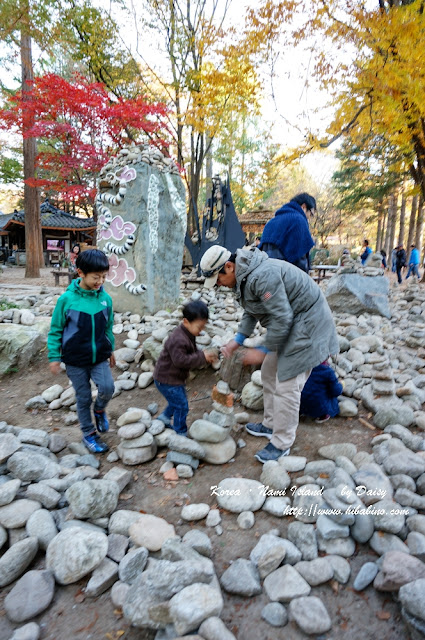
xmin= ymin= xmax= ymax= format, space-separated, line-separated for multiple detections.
xmin=51 ymin=270 xmax=73 ymax=287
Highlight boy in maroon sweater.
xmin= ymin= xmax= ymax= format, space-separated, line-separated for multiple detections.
xmin=153 ymin=300 xmax=217 ymax=435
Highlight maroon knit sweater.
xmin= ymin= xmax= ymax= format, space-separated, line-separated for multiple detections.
xmin=153 ymin=324 xmax=206 ymax=385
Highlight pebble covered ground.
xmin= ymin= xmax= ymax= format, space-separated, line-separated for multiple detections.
xmin=0 ymin=265 xmax=424 ymax=640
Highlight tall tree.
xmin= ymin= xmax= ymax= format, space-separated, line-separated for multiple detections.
xmin=0 ymin=73 xmax=168 ymax=216
xmin=280 ymin=0 xmax=425 ymax=206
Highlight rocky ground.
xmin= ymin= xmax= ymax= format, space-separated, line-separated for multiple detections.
xmin=0 ymin=265 xmax=424 ymax=640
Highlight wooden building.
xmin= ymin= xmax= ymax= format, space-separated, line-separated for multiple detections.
xmin=0 ymin=200 xmax=96 ymax=265
xmin=239 ymin=208 xmax=274 ymax=241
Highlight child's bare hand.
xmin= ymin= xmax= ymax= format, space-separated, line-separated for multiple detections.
xmin=49 ymin=361 xmax=62 ymax=375
xmin=204 ymin=350 xmax=219 ymax=364
xmin=109 ymin=353 xmax=116 ymax=368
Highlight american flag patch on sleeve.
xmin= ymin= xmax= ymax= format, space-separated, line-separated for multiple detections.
xmin=262 ymin=291 xmax=272 ymax=301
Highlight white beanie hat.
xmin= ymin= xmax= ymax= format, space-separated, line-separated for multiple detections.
xmin=200 ymin=245 xmax=231 ymax=288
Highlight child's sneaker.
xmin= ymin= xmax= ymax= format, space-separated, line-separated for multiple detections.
xmin=94 ymin=410 xmax=109 ymax=433
xmin=157 ymin=413 xmax=172 ymax=426
xmin=83 ymin=432 xmax=109 ymax=453
xmin=315 ymin=414 xmax=330 ymax=423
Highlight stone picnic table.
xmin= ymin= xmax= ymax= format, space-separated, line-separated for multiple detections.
xmin=50 ymin=270 xmax=74 ymax=287
xmin=311 ymin=264 xmax=339 ymax=283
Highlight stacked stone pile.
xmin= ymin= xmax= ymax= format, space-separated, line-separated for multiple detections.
xmin=99 ymin=142 xmax=180 ymax=178
xmin=0 ymin=290 xmax=61 ymax=324
xmin=114 ymin=381 xmax=238 ymax=480
xmin=361 ymin=252 xmax=385 ymax=277
xmin=176 ymin=433 xmax=425 ymax=636
xmin=0 ymin=421 xmax=237 ymax=639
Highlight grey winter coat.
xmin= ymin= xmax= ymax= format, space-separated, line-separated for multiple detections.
xmin=235 ymin=248 xmax=339 ymax=382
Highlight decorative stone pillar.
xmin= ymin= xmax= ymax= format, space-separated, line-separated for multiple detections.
xmin=96 ymin=144 xmax=186 ymax=314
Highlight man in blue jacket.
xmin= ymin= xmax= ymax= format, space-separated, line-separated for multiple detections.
xmin=258 ymin=193 xmax=316 ymax=273
xmin=360 ymin=239 xmax=372 ymax=265
xmin=406 ymin=243 xmax=420 ymax=279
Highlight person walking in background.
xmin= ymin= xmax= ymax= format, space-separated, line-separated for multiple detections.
xmin=380 ymin=248 xmax=387 ymax=269
xmin=200 ymin=244 xmax=339 ymax=463
xmin=406 ymin=243 xmax=420 ymax=279
xmin=396 ymin=244 xmax=407 ymax=284
xmin=258 ymin=193 xmax=316 ymax=273
xmin=391 ymin=246 xmax=397 ymax=272
xmin=360 ymin=239 xmax=372 ymax=265
xmin=300 ymin=361 xmax=343 ymax=423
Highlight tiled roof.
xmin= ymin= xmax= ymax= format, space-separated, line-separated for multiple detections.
xmin=2 ymin=200 xmax=96 ymax=230
xmin=0 ymin=213 xmax=16 ymax=230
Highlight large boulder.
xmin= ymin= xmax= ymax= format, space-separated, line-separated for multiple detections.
xmin=325 ymin=274 xmax=391 ymax=318
xmin=96 ymin=145 xmax=186 ymax=315
xmin=0 ymin=320 xmax=51 ymax=375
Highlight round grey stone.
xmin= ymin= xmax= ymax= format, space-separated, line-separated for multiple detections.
xmin=46 ymin=527 xmax=108 ymax=585
xmin=353 ymin=562 xmax=379 ymax=591
xmin=9 ymin=622 xmax=40 ymax=640
xmin=5 ymin=569 xmax=55 ymax=622
xmin=26 ymin=509 xmax=58 ymax=550
xmin=237 ymin=511 xmax=255 ymax=529
xmin=261 ymin=602 xmax=288 ymax=627
xmin=289 ymin=596 xmax=332 ymax=635
xmin=118 ymin=547 xmax=149 ymax=584
xmin=215 ymin=478 xmax=265 ymax=513
xmin=220 ymin=558 xmax=261 ymax=596
xmin=0 ymin=499 xmax=41 ymax=529
xmin=66 ymin=479 xmax=120 ymax=519
xmin=181 ymin=503 xmax=210 ymax=521
xmin=0 ymin=537 xmax=38 ymax=587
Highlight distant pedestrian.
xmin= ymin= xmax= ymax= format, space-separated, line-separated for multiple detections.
xmin=360 ymin=239 xmax=372 ymax=265
xmin=380 ymin=249 xmax=387 ymax=269
xmin=406 ymin=243 xmax=420 ymax=279
xmin=396 ymin=244 xmax=407 ymax=284
xmin=391 ymin=247 xmax=397 ymax=272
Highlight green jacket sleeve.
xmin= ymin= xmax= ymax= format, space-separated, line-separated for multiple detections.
xmin=106 ymin=300 xmax=115 ymax=351
xmin=47 ymin=296 xmax=67 ymax=362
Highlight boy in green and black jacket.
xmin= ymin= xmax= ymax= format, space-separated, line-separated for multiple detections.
xmin=48 ymin=249 xmax=115 ymax=453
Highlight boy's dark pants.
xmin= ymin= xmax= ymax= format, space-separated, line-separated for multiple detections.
xmin=66 ymin=361 xmax=115 ymax=436
xmin=154 ymin=381 xmax=189 ymax=434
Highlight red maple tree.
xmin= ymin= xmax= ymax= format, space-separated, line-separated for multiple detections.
xmin=0 ymin=73 xmax=169 ymax=210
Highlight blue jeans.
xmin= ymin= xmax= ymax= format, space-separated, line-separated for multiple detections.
xmin=406 ymin=264 xmax=420 ymax=279
xmin=66 ymin=360 xmax=115 ymax=436
xmin=154 ymin=381 xmax=189 ymax=434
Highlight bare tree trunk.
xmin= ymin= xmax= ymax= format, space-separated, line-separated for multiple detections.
xmin=415 ymin=196 xmax=424 ymax=256
xmin=375 ymin=200 xmax=384 ymax=251
xmin=388 ymin=192 xmax=398 ymax=257
xmin=21 ymin=28 xmax=43 ymax=277
xmin=407 ymin=194 xmax=418 ymax=249
xmin=398 ymin=189 xmax=407 ymax=246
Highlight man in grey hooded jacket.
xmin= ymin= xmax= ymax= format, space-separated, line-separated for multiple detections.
xmin=200 ymin=245 xmax=339 ymax=463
